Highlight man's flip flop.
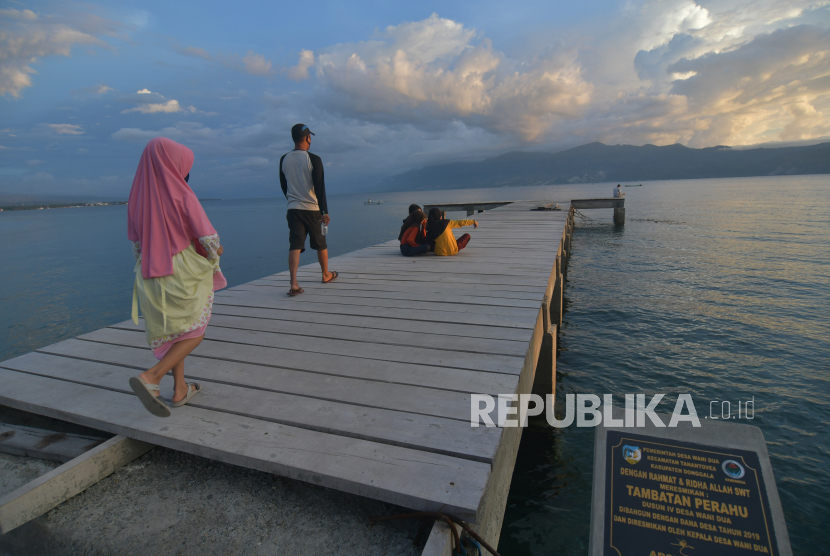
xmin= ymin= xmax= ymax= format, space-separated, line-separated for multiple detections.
xmin=128 ymin=376 xmax=171 ymax=418
xmin=322 ymin=271 xmax=339 ymax=284
xmin=171 ymin=382 xmax=202 ymax=408
xmin=287 ymin=288 xmax=304 ymax=296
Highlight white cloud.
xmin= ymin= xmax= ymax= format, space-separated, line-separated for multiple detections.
xmin=45 ymin=124 xmax=84 ymax=135
xmin=0 ymin=8 xmax=120 ymax=97
xmin=119 ymin=89 xmax=206 ymax=114
xmin=123 ymin=99 xmax=183 ymax=114
xmin=288 ymin=49 xmax=314 ymax=80
xmin=305 ymin=14 xmax=592 ymax=140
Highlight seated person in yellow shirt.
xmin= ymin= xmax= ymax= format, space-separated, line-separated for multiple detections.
xmin=425 ymin=207 xmax=478 ymax=256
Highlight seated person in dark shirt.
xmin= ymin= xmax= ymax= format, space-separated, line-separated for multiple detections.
xmin=399 ymin=209 xmax=431 ymax=256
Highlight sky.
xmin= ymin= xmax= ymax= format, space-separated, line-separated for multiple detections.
xmin=1 ymin=0 xmax=829 ymax=198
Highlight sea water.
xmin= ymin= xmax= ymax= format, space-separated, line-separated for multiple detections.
xmin=0 ymin=176 xmax=827 ymax=553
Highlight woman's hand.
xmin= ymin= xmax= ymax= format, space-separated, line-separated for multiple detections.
xmin=217 ymin=246 xmax=224 ymax=256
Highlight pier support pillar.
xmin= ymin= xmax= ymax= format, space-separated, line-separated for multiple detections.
xmin=551 ymin=275 xmax=563 ymax=329
xmin=614 ymin=207 xmax=625 ymax=224
xmin=532 ymin=323 xmax=557 ymax=397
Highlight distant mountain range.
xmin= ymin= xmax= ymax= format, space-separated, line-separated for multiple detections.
xmin=387 ymin=142 xmax=830 ymax=191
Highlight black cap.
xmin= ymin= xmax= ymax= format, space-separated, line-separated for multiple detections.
xmin=291 ymin=123 xmax=315 ymax=142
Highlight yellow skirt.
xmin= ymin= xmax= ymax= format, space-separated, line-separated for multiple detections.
xmin=132 ymin=244 xmax=215 ymax=357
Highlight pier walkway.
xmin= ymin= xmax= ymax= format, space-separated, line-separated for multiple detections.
xmin=0 ymin=200 xmax=573 ymax=548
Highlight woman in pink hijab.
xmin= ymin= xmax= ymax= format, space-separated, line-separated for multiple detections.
xmin=127 ymin=137 xmax=227 ymax=417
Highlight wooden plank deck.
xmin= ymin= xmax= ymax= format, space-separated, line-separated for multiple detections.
xmin=0 ymin=200 xmax=571 ymax=531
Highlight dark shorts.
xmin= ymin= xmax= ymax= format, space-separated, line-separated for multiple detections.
xmin=287 ymin=209 xmax=327 ymax=252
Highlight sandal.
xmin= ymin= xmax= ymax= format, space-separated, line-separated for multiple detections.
xmin=129 ymin=376 xmax=171 ymax=418
xmin=287 ymin=287 xmax=304 ymax=296
xmin=322 ymin=271 xmax=339 ymax=284
xmin=171 ymin=382 xmax=202 ymax=407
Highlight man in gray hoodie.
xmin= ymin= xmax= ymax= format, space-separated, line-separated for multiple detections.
xmin=279 ymin=123 xmax=337 ymax=296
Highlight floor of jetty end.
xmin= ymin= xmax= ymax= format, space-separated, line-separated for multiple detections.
xmin=0 ymin=200 xmax=569 ymax=525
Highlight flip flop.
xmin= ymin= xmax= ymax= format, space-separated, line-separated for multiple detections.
xmin=287 ymin=287 xmax=304 ymax=296
xmin=171 ymin=382 xmax=202 ymax=408
xmin=322 ymin=271 xmax=339 ymax=284
xmin=129 ymin=376 xmax=171 ymax=418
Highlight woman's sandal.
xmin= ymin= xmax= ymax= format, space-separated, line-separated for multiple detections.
xmin=129 ymin=376 xmax=171 ymax=418
xmin=322 ymin=271 xmax=339 ymax=284
xmin=171 ymin=382 xmax=202 ymax=408
xmin=287 ymin=287 xmax=304 ymax=296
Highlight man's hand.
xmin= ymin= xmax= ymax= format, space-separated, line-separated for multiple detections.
xmin=322 ymin=214 xmax=331 ymax=225
xmin=473 ymin=220 xmax=478 ymax=228
xmin=217 ymin=246 xmax=224 ymax=256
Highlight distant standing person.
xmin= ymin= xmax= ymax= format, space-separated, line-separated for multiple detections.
xmin=280 ymin=123 xmax=338 ymax=296
xmin=127 ymin=137 xmax=227 ymax=417
xmin=614 ymin=184 xmax=625 ymax=197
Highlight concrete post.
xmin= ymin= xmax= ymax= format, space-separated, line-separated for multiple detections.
xmin=614 ymin=207 xmax=625 ymax=224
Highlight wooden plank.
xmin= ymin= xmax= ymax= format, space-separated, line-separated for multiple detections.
xmin=1 ymin=353 xmax=501 ymax=463
xmin=38 ymin=338 xmax=520 ymax=395
xmin=79 ymin=327 xmax=526 ymax=376
xmin=254 ymin=272 xmax=547 ymax=289
xmin=213 ymin=294 xmax=538 ymax=329
xmin=216 ymin=288 xmax=540 ymax=321
xmin=229 ymin=283 xmax=542 ymax=310
xmin=0 ymin=368 xmax=490 ymax=521
xmin=0 ymin=423 xmax=106 ymax=463
xmin=0 ymin=435 xmax=153 ymax=534
xmin=204 ymin=304 xmax=534 ymax=342
xmin=570 ymin=198 xmax=624 ymax=209
xmin=112 ymin=314 xmax=530 ymax=357
xmin=251 ymin=276 xmax=547 ymax=299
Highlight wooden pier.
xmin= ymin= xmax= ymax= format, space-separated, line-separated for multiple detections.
xmin=0 ymin=200 xmax=575 ymax=551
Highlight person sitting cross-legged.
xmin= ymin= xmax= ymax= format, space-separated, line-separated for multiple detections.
xmin=424 ymin=208 xmax=477 ymax=256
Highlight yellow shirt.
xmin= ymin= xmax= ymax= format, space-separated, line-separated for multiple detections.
xmin=434 ymin=220 xmax=476 ymax=256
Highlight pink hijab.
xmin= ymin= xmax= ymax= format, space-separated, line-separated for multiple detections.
xmin=127 ymin=137 xmax=219 ymax=280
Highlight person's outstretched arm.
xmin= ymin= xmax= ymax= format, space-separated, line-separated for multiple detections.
xmin=448 ymin=219 xmax=478 ymax=229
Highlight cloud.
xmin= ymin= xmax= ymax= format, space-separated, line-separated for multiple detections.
xmin=119 ymin=89 xmax=205 ymax=114
xmin=178 ymin=45 xmax=213 ymax=61
xmin=288 ymin=49 xmax=314 ymax=80
xmin=44 ymin=124 xmax=84 ymax=135
xmin=0 ymin=8 xmax=121 ymax=97
xmin=71 ymin=83 xmax=114 ymax=96
xmin=664 ymin=24 xmax=830 ymax=145
xmin=217 ymin=50 xmax=276 ymax=76
xmin=27 ymin=159 xmax=45 ymax=165
xmin=177 ymin=42 xmax=277 ymax=76
xmin=303 ymin=14 xmax=592 ymax=140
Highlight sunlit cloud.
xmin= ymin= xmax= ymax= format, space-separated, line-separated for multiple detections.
xmin=0 ymin=7 xmax=121 ymax=97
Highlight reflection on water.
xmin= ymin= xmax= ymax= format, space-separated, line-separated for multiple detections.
xmin=1 ymin=176 xmax=827 ymax=553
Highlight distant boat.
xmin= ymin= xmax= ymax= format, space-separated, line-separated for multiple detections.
xmin=624 ymin=184 xmax=642 ymax=187
xmin=364 ymin=199 xmax=384 ymax=205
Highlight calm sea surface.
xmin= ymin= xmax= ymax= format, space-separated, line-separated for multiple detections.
xmin=1 ymin=176 xmax=827 ymax=553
